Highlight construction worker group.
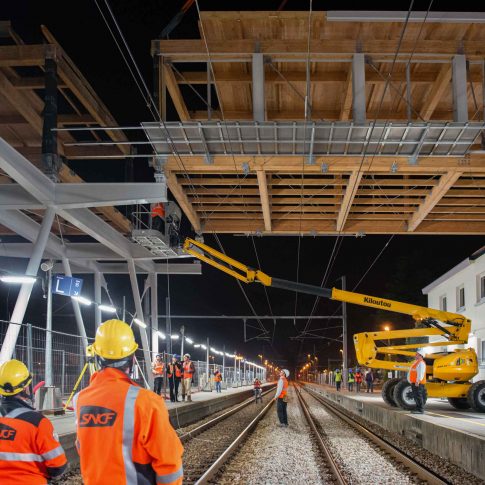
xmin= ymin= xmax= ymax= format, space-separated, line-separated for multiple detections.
xmin=0 ymin=319 xmax=278 ymax=484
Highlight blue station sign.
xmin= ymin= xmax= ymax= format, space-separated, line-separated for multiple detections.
xmin=52 ymin=275 xmax=84 ymax=297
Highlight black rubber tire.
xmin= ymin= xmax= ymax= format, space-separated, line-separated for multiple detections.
xmin=393 ymin=379 xmax=428 ymax=411
xmin=447 ymin=397 xmax=471 ymax=410
xmin=467 ymin=380 xmax=485 ymax=412
xmin=381 ymin=377 xmax=401 ymax=407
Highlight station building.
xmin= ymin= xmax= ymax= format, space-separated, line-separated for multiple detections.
xmin=423 ymin=246 xmax=485 ymax=380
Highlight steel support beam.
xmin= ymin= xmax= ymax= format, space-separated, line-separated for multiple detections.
xmin=352 ymin=53 xmax=366 ymax=124
xmin=0 ymin=208 xmax=55 ymax=363
xmin=150 ymin=273 xmax=158 ymax=355
xmin=452 ymin=55 xmax=468 ymax=122
xmin=128 ymin=259 xmax=153 ymax=387
xmin=252 ymin=52 xmax=266 ymax=122
xmin=62 ymin=258 xmax=89 ymax=350
xmin=94 ymin=271 xmax=102 ymax=328
xmin=49 ymin=261 xmax=202 ymax=275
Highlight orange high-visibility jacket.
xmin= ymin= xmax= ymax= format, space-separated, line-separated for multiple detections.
xmin=278 ymin=377 xmax=288 ymax=399
xmin=253 ymin=379 xmax=261 ymax=389
xmin=152 ymin=362 xmax=164 ymax=376
xmin=408 ymin=360 xmax=426 ymax=385
xmin=74 ymin=368 xmax=183 ymax=485
xmin=182 ymin=361 xmax=194 ymax=379
xmin=151 ymin=204 xmax=165 ymax=219
xmin=0 ymin=397 xmax=68 ymax=485
xmin=214 ymin=372 xmax=222 ymax=382
xmin=167 ymin=363 xmax=182 ymax=379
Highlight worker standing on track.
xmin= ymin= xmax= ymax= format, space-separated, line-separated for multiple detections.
xmin=74 ymin=320 xmax=183 ymax=484
xmin=347 ymin=368 xmax=354 ymax=392
xmin=274 ymin=369 xmax=289 ymax=427
xmin=0 ymin=360 xmax=68 ymax=485
xmin=253 ymin=377 xmax=262 ymax=403
xmin=152 ymin=354 xmax=165 ymax=396
xmin=181 ymin=354 xmax=195 ymax=402
xmin=408 ymin=350 xmax=427 ymax=414
xmin=167 ymin=355 xmax=182 ymax=403
xmin=354 ymin=368 xmax=363 ymax=393
xmin=334 ymin=369 xmax=342 ymax=391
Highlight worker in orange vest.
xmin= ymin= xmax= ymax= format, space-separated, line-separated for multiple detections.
xmin=213 ymin=369 xmax=222 ymax=393
xmin=354 ymin=368 xmax=363 ymax=393
xmin=152 ymin=354 xmax=165 ymax=396
xmin=167 ymin=355 xmax=183 ymax=403
xmin=74 ymin=320 xmax=183 ymax=484
xmin=274 ymin=369 xmax=289 ymax=427
xmin=181 ymin=354 xmax=195 ymax=402
xmin=151 ymin=203 xmax=165 ymax=232
xmin=0 ymin=360 xmax=68 ymax=485
xmin=253 ymin=377 xmax=262 ymax=403
xmin=408 ymin=350 xmax=426 ymax=414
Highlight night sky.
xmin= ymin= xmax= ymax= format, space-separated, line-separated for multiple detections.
xmin=1 ymin=1 xmax=484 ymax=372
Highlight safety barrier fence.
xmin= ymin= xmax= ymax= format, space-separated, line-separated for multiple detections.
xmin=0 ymin=319 xmax=265 ymax=401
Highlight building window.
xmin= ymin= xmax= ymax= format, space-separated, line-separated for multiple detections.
xmin=478 ymin=273 xmax=485 ymax=303
xmin=439 ymin=295 xmax=447 ymax=312
xmin=456 ymin=285 xmax=465 ymax=310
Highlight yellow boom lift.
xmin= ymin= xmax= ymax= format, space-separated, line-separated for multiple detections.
xmin=183 ymin=238 xmax=485 ymax=412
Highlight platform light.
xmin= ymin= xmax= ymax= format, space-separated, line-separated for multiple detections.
xmin=0 ymin=275 xmax=37 ymax=284
xmin=185 ymin=337 xmax=193 ymax=344
xmin=194 ymin=344 xmax=201 ymax=348
xmin=98 ymin=304 xmax=117 ymax=313
xmin=201 ymin=344 xmax=207 ymax=350
xmin=72 ymin=296 xmax=92 ymax=306
xmin=157 ymin=331 xmax=166 ymax=339
xmin=210 ymin=347 xmax=217 ymax=353
xmin=170 ymin=334 xmax=179 ymax=340
xmin=133 ymin=318 xmax=147 ymax=328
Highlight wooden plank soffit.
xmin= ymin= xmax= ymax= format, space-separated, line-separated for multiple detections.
xmin=419 ymin=63 xmax=452 ymax=120
xmin=166 ymin=171 xmax=201 ymax=232
xmin=336 ymin=170 xmax=363 ymax=231
xmin=256 ymin=169 xmax=271 ymax=232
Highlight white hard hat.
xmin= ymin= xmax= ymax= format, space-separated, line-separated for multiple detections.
xmin=183 ymin=353 xmax=191 ymax=359
xmin=415 ymin=349 xmax=425 ymax=357
xmin=282 ymin=369 xmax=290 ymax=378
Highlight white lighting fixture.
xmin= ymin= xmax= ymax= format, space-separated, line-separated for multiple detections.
xmin=201 ymin=344 xmax=207 ymax=350
xmin=185 ymin=337 xmax=194 ymax=344
xmin=134 ymin=318 xmax=147 ymax=328
xmin=0 ymin=275 xmax=37 ymax=284
xmin=210 ymin=347 xmax=217 ymax=353
xmin=170 ymin=334 xmax=179 ymax=340
xmin=72 ymin=296 xmax=92 ymax=306
xmin=98 ymin=304 xmax=117 ymax=313
xmin=157 ymin=331 xmax=166 ymax=339
xmin=194 ymin=344 xmax=201 ymax=348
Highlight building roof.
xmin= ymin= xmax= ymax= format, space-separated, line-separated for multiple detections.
xmin=422 ymin=245 xmax=485 ymax=294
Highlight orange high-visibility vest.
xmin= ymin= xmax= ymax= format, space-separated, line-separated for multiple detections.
xmin=0 ymin=399 xmax=68 ymax=485
xmin=152 ymin=362 xmax=164 ymax=376
xmin=408 ymin=360 xmax=426 ymax=384
xmin=183 ymin=361 xmax=194 ymax=379
xmin=74 ymin=367 xmax=183 ymax=485
xmin=167 ymin=363 xmax=182 ymax=379
xmin=214 ymin=373 xmax=222 ymax=382
xmin=278 ymin=377 xmax=288 ymax=399
xmin=151 ymin=203 xmax=165 ymax=219
xmin=253 ymin=379 xmax=261 ymax=389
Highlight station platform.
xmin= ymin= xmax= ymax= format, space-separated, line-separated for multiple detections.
xmin=304 ymin=382 xmax=485 ymax=481
xmin=51 ymin=383 xmax=274 ymax=463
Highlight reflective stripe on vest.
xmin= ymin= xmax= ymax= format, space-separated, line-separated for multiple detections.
xmin=278 ymin=377 xmax=288 ymax=399
xmin=5 ymin=407 xmax=32 ymax=419
xmin=157 ymin=466 xmax=184 ymax=484
xmin=0 ymin=445 xmax=64 ymax=463
xmin=122 ymin=385 xmax=141 ymax=484
xmin=409 ymin=360 xmax=426 ymax=384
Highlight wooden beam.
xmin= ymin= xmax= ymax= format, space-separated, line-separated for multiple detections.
xmin=336 ymin=170 xmax=364 ymax=231
xmin=419 ymin=63 xmax=452 ymax=120
xmin=166 ymin=171 xmax=201 ymax=232
xmin=58 ymin=114 xmax=97 ymax=125
xmin=256 ymin=169 xmax=271 ymax=231
xmin=407 ymin=171 xmax=462 ymax=231
xmin=340 ymin=66 xmax=353 ymax=120
xmin=0 ymin=44 xmax=55 ymax=67
xmin=10 ymin=76 xmax=67 ymax=89
xmin=163 ymin=63 xmax=190 ymax=121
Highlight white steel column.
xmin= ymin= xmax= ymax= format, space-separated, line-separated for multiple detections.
xmin=252 ymin=52 xmax=266 ymax=122
xmin=149 ymin=273 xmax=158 ymax=355
xmin=128 ymin=259 xmax=153 ymax=387
xmin=352 ymin=53 xmax=366 ymax=124
xmin=94 ymin=272 xmax=102 ymax=328
xmin=0 ymin=208 xmax=55 ymax=363
xmin=62 ymin=258 xmax=89 ymax=350
xmin=452 ymin=55 xmax=468 ymax=122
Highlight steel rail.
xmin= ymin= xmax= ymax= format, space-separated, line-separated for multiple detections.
xmin=179 ymin=385 xmax=275 ymax=443
xmin=194 ymin=396 xmax=275 ymax=484
xmin=301 ymin=384 xmax=449 ymax=485
xmin=295 ymin=384 xmax=348 ymax=485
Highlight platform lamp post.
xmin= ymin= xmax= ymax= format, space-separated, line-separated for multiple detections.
xmin=180 ymin=325 xmax=185 ymax=358
xmin=206 ymin=337 xmax=210 ymax=391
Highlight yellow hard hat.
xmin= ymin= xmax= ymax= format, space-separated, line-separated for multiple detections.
xmin=92 ymin=320 xmax=138 ymax=360
xmin=0 ymin=360 xmax=32 ymax=397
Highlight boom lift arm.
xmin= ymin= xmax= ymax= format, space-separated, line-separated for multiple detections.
xmin=183 ymin=238 xmax=471 ymax=353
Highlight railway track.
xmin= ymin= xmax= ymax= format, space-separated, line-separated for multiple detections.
xmin=296 ymin=384 xmax=449 ymax=485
